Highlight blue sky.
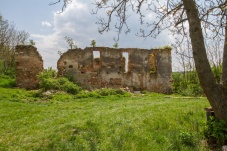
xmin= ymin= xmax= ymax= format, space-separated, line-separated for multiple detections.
xmin=0 ymin=0 xmax=174 ymax=69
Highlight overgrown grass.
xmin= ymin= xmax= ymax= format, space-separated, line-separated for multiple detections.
xmin=37 ymin=68 xmax=81 ymax=94
xmin=0 ymin=85 xmax=210 ymax=150
xmin=0 ymin=74 xmax=16 ymax=88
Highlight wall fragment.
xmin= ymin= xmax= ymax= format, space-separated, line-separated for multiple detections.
xmin=57 ymin=47 xmax=172 ymax=94
xmin=15 ymin=45 xmax=43 ymax=89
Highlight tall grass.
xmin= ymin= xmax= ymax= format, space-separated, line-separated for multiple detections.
xmin=0 ymin=86 xmax=210 ymax=150
xmin=0 ymin=74 xmax=16 ymax=88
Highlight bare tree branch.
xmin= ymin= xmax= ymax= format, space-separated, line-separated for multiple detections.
xmin=49 ymin=0 xmax=72 ymax=13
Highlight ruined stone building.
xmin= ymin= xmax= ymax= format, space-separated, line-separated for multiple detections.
xmin=14 ymin=45 xmax=172 ymax=93
xmin=58 ymin=47 xmax=172 ymax=93
xmin=15 ymin=45 xmax=43 ymax=89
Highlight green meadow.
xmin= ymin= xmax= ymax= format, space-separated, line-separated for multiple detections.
xmin=0 ymin=87 xmax=210 ymax=151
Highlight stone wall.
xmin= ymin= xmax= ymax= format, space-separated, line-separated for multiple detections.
xmin=15 ymin=45 xmax=43 ymax=89
xmin=57 ymin=47 xmax=172 ymax=94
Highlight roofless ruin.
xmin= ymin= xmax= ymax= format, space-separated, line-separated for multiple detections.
xmin=15 ymin=45 xmax=172 ymax=94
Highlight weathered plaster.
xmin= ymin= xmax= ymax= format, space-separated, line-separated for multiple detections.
xmin=57 ymin=47 xmax=172 ymax=93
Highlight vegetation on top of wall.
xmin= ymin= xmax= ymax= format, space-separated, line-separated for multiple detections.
xmin=113 ymin=42 xmax=119 ymax=48
xmin=65 ymin=36 xmax=77 ymax=49
xmin=90 ymin=40 xmax=96 ymax=47
xmin=29 ymin=39 xmax=36 ymax=46
xmin=153 ymin=45 xmax=172 ymax=50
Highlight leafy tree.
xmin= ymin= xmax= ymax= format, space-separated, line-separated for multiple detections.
xmin=29 ymin=39 xmax=35 ymax=46
xmin=90 ymin=39 xmax=96 ymax=47
xmin=58 ymin=51 xmax=62 ymax=56
xmin=0 ymin=14 xmax=29 ymax=75
xmin=65 ymin=36 xmax=77 ymax=49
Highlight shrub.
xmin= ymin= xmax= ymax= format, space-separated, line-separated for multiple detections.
xmin=64 ymin=74 xmax=75 ymax=82
xmin=172 ymin=71 xmax=203 ymax=96
xmin=0 ymin=74 xmax=16 ymax=88
xmin=204 ymin=118 xmax=227 ymax=147
xmin=94 ymin=88 xmax=130 ymax=97
xmin=37 ymin=67 xmax=57 ymax=80
xmin=90 ymin=40 xmax=96 ymax=47
xmin=179 ymin=131 xmax=195 ymax=147
xmin=173 ymin=65 xmax=221 ymax=96
xmin=75 ymin=88 xmax=131 ymax=99
xmin=37 ymin=68 xmax=81 ymax=94
xmin=60 ymin=78 xmax=81 ymax=94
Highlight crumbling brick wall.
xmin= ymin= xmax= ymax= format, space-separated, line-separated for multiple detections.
xmin=15 ymin=45 xmax=43 ymax=89
xmin=57 ymin=47 xmax=172 ymax=94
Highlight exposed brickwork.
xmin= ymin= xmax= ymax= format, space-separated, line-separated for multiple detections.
xmin=15 ymin=45 xmax=43 ymax=89
xmin=57 ymin=47 xmax=172 ymax=94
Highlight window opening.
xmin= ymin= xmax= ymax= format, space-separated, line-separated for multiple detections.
xmin=93 ymin=51 xmax=100 ymax=59
xmin=122 ymin=52 xmax=129 ymax=73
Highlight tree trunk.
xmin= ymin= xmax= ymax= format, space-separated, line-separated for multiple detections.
xmin=182 ymin=0 xmax=227 ymax=120
xmin=222 ymin=16 xmax=227 ymax=87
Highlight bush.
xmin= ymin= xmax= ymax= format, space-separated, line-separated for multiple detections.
xmin=37 ymin=68 xmax=81 ymax=94
xmin=172 ymin=71 xmax=203 ymax=96
xmin=94 ymin=88 xmax=128 ymax=96
xmin=75 ymin=88 xmax=131 ymax=99
xmin=173 ymin=65 xmax=221 ymax=96
xmin=37 ymin=67 xmax=57 ymax=80
xmin=179 ymin=131 xmax=195 ymax=146
xmin=0 ymin=74 xmax=16 ymax=88
xmin=204 ymin=118 xmax=227 ymax=147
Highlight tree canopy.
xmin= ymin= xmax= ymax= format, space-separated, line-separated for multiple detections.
xmin=0 ymin=14 xmax=29 ymax=75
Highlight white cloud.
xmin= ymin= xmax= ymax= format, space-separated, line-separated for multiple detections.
xmin=41 ymin=21 xmax=52 ymax=27
xmin=31 ymin=0 xmax=174 ymax=69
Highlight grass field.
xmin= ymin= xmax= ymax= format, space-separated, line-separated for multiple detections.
xmin=0 ymin=85 xmax=210 ymax=151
